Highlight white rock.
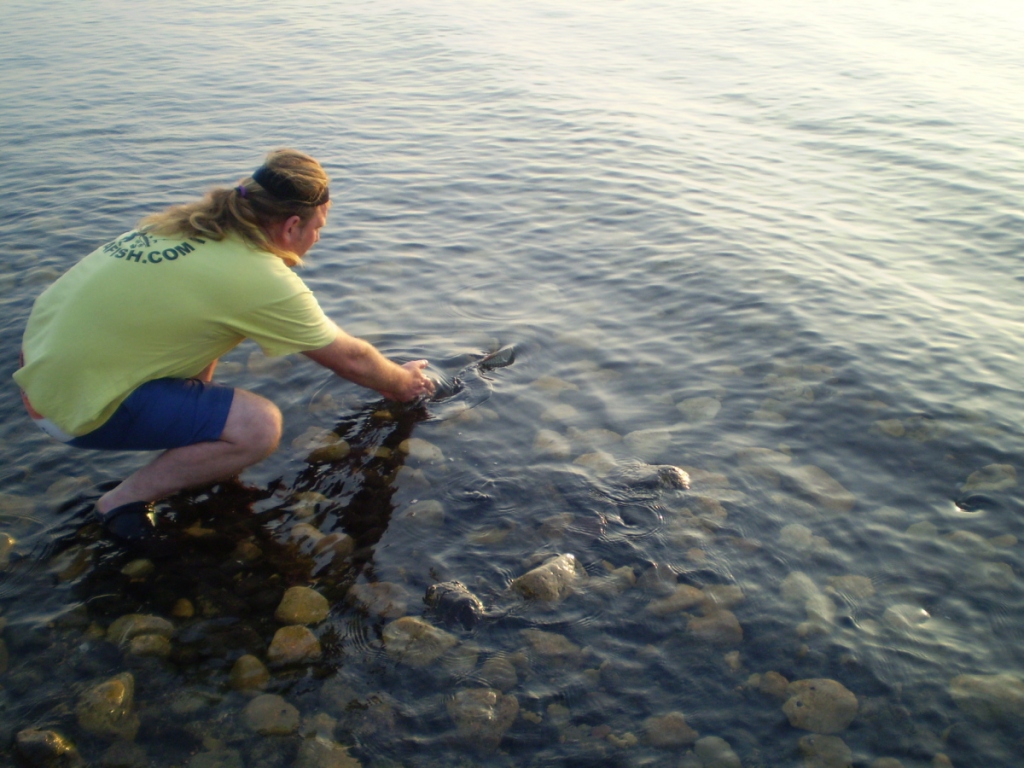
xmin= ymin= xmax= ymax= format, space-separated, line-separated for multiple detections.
xmin=511 ymin=554 xmax=587 ymax=602
xmin=399 ymin=438 xmax=444 ymax=462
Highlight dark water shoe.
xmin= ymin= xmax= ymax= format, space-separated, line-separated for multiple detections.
xmin=97 ymin=501 xmax=158 ymax=542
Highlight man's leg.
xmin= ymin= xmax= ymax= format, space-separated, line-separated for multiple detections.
xmin=96 ymin=389 xmax=282 ymax=514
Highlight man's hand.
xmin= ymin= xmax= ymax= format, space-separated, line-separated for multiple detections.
xmin=304 ymin=330 xmax=435 ymax=403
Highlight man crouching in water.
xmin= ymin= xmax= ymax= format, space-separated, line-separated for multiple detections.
xmin=14 ymin=149 xmax=435 ymax=541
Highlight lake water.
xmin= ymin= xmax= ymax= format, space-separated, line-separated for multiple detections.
xmin=2 ymin=0 xmax=1024 ymax=765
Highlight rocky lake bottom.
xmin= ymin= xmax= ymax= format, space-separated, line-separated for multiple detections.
xmin=2 ymin=351 xmax=1023 ymax=768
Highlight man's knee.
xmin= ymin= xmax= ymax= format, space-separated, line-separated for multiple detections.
xmin=222 ymin=390 xmax=282 ymax=457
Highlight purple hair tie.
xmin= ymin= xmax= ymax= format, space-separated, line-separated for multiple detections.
xmin=236 ymin=185 xmax=248 ymax=198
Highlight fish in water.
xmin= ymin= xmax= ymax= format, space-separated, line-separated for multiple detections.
xmin=423 ymin=345 xmax=517 ymax=420
xmin=477 ymin=345 xmax=516 ymax=372
xmin=424 ymin=581 xmax=487 ymax=630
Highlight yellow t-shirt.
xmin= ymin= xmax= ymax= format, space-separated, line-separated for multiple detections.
xmin=13 ymin=230 xmax=338 ymax=436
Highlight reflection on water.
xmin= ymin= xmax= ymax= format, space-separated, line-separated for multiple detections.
xmin=3 ymin=0 xmax=1024 ymax=766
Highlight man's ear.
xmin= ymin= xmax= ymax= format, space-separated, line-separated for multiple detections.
xmin=269 ymin=215 xmax=302 ymax=250
xmin=281 ymin=215 xmax=303 ymax=245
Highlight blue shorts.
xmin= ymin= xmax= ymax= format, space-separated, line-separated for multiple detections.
xmin=68 ymin=378 xmax=236 ymax=451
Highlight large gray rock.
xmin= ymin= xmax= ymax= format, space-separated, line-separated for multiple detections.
xmin=783 ymin=679 xmax=858 ymax=734
xmin=446 ymin=688 xmax=519 ymax=752
xmin=511 ymin=553 xmax=587 ymax=602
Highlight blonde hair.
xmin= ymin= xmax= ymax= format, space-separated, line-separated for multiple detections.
xmin=139 ymin=148 xmax=330 ymax=266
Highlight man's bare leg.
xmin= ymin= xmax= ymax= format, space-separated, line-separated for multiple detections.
xmin=96 ymin=389 xmax=282 ymax=515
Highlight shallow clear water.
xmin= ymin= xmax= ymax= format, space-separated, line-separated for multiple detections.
xmin=2 ymin=0 xmax=1024 ymax=765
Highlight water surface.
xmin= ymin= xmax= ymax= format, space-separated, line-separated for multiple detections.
xmin=2 ymin=0 xmax=1024 ymax=765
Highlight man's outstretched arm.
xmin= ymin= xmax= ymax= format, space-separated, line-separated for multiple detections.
xmin=303 ymin=327 xmax=435 ymax=402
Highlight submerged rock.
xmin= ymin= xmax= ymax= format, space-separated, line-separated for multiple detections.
xmin=128 ymin=634 xmax=171 ymax=658
xmin=294 ymin=734 xmax=362 ymax=768
xmin=230 ymin=655 xmax=270 ymax=691
xmin=688 ymin=610 xmax=743 ymax=646
xmin=479 ymin=656 xmax=518 ymax=691
xmin=401 ymin=499 xmax=445 ymax=526
xmin=76 ymin=672 xmax=140 ymax=741
xmin=188 ymin=749 xmax=243 ymax=768
xmin=15 ymin=729 xmax=84 ymax=768
xmin=755 ymin=671 xmax=790 ymax=699
xmin=882 ymin=604 xmax=930 ymax=631
xmin=120 ymin=559 xmax=154 ymax=580
xmin=243 ymin=694 xmax=300 ymax=735
xmin=780 ymin=465 xmax=856 ymax=512
xmin=677 ymin=396 xmax=722 ymax=423
xmin=623 ymin=428 xmax=672 ymax=459
xmin=643 ymin=711 xmax=699 ymax=747
xmin=520 ymin=629 xmax=583 ymax=667
xmin=783 ymin=679 xmax=859 ymax=734
xmin=275 ymin=586 xmax=329 ymax=626
xmin=961 ymin=464 xmax=1016 ymax=492
xmin=949 ymin=673 xmax=1024 ymax=724
xmin=348 ymin=582 xmax=409 ymax=619
xmin=106 ymin=614 xmax=174 ymax=647
xmin=446 ymin=688 xmax=519 ymax=752
xmin=826 ymin=575 xmax=875 ymax=601
xmin=100 ymin=741 xmax=148 ymax=768
xmin=533 ymin=429 xmax=571 ymax=459
xmin=589 ymin=565 xmax=637 ymax=596
xmin=694 ymin=735 xmax=742 ymax=768
xmin=399 ymin=437 xmax=444 ymax=462
xmin=267 ymin=625 xmax=322 ymax=666
xmin=425 ymin=581 xmax=486 ymax=630
xmin=799 ymin=734 xmax=853 ymax=768
xmin=511 ymin=553 xmax=587 ymax=602
xmin=573 ymin=450 xmax=618 ymax=476
xmin=382 ymin=616 xmax=458 ymax=667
